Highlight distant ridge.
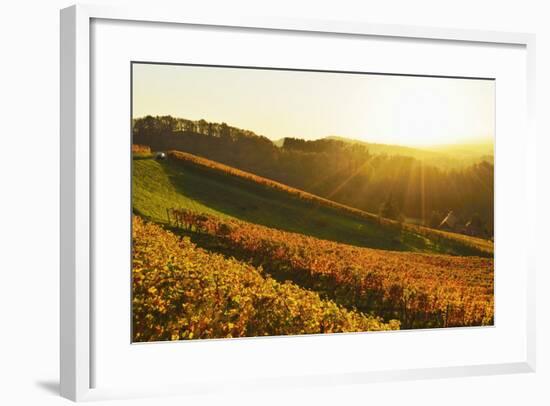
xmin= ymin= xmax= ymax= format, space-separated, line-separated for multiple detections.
xmin=325 ymin=136 xmax=442 ymax=159
xmin=324 ymin=135 xmax=493 ymax=166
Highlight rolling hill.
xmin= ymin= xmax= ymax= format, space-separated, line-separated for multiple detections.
xmin=325 ymin=135 xmax=494 ymax=168
xmin=133 ymin=116 xmax=494 ymax=230
xmin=132 ymin=151 xmax=492 ymax=257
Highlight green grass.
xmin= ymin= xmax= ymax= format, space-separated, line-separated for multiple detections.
xmin=133 ymin=156 xmax=490 ymax=256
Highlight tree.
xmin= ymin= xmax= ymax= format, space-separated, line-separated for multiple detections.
xmin=428 ymin=211 xmax=442 ymax=228
xmin=469 ymin=212 xmax=483 ymax=229
xmin=379 ymin=194 xmax=400 ymax=220
xmin=197 ymin=119 xmax=208 ymax=135
xmin=220 ymin=122 xmax=230 ymax=138
xmin=183 ymin=120 xmax=196 ymax=133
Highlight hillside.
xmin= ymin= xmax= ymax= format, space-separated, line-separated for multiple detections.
xmin=132 ymin=151 xmax=492 ymax=256
xmin=325 ymin=136 xmax=443 ymax=160
xmin=133 ymin=216 xmax=397 ymax=341
xmin=163 ymin=210 xmax=493 ymax=328
xmin=133 ymin=115 xmax=494 ymax=233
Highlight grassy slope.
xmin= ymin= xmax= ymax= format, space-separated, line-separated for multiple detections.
xmin=133 ymin=155 xmax=491 ymax=256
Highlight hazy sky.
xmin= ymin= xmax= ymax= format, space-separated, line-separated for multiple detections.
xmin=132 ymin=63 xmax=495 ymax=147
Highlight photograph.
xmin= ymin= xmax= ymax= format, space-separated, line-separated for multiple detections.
xmin=1 ymin=1 xmax=543 ymax=404
xmin=131 ymin=62 xmax=495 ymax=342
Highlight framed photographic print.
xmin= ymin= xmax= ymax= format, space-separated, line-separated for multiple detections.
xmin=60 ymin=4 xmax=536 ymax=402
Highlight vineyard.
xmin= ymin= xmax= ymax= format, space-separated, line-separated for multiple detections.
xmin=167 ymin=150 xmax=493 ymax=257
xmin=132 ymin=216 xmax=399 ymax=341
xmin=133 ymin=156 xmax=436 ymax=253
xmin=167 ymin=209 xmax=494 ymax=329
xmin=132 ymin=149 xmax=494 ymax=339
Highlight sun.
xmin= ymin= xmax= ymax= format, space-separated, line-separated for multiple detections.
xmin=355 ymin=75 xmax=495 ymax=147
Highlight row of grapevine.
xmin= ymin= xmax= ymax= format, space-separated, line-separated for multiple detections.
xmin=132 ymin=216 xmax=399 ymax=342
xmin=132 ymin=144 xmax=151 ymax=154
xmin=168 ymin=209 xmax=494 ymax=329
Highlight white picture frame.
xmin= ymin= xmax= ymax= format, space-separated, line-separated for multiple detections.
xmin=60 ymin=3 xmax=536 ymax=402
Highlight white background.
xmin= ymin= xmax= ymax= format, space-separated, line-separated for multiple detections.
xmin=0 ymin=0 xmax=547 ymax=405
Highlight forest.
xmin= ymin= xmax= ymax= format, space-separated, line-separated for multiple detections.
xmin=133 ymin=115 xmax=494 ymax=237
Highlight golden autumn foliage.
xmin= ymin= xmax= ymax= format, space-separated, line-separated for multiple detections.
xmin=132 ymin=216 xmax=399 ymax=342
xmin=168 ymin=209 xmax=494 ymax=328
xmin=132 ymin=144 xmax=151 ymax=154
